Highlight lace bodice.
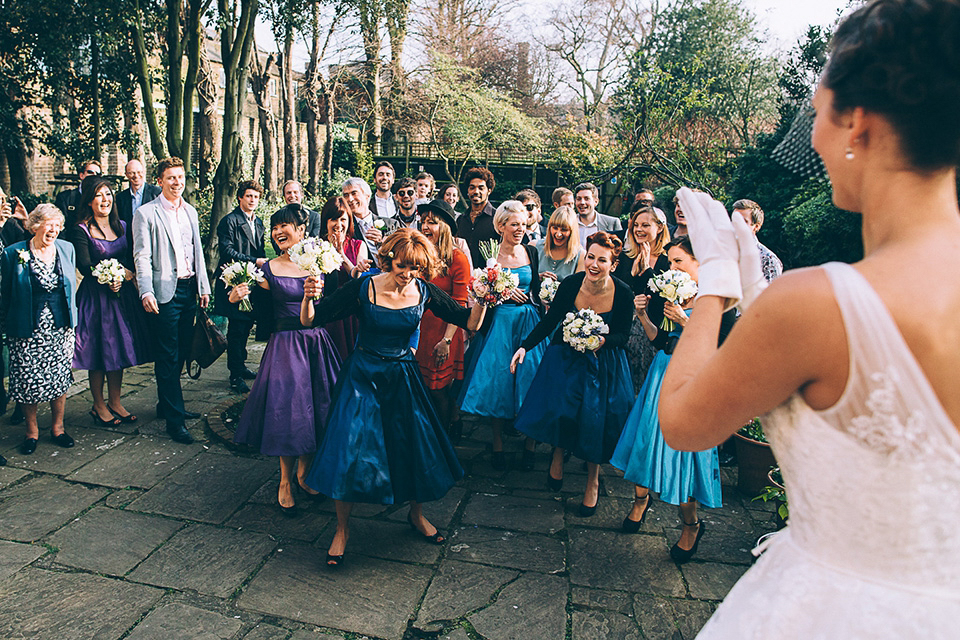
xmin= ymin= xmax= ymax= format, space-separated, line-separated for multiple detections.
xmin=763 ymin=262 xmax=960 ymax=597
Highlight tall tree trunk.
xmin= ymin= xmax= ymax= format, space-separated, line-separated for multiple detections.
xmin=280 ymin=30 xmax=296 ymax=181
xmin=196 ymin=44 xmax=221 ymax=189
xmin=250 ymin=50 xmax=278 ymax=196
xmin=207 ymin=0 xmax=259 ymax=268
xmin=91 ymin=33 xmax=102 ymax=160
xmin=131 ymin=0 xmax=166 ymax=159
xmin=303 ymin=0 xmax=322 ymax=193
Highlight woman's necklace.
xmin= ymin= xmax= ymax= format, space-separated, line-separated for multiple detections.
xmin=30 ymin=237 xmax=55 ymax=262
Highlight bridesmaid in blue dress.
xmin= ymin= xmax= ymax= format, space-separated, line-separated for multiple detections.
xmin=511 ymin=232 xmax=634 ymax=516
xmin=228 ymin=207 xmax=342 ymax=516
xmin=69 ymin=177 xmax=151 ymax=427
xmin=610 ymin=236 xmax=735 ymax=561
xmin=459 ymin=201 xmax=546 ymax=469
xmin=300 ymin=228 xmax=488 ymax=566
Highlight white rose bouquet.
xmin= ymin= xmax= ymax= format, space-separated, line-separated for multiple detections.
xmin=91 ymin=258 xmax=127 ymax=297
xmin=468 ymin=263 xmax=519 ymax=307
xmin=648 ymin=269 xmax=698 ymax=331
xmin=561 ymin=308 xmax=609 ymax=353
xmin=220 ymin=261 xmax=265 ymax=312
xmin=539 ymin=278 xmax=559 ymax=305
xmin=289 ymin=237 xmax=343 ymax=299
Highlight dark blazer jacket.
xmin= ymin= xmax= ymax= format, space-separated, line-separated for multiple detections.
xmin=117 ymin=184 xmax=162 ymax=228
xmin=214 ymin=207 xmax=266 ymax=318
xmin=54 ymin=188 xmax=83 ymax=230
xmin=0 ymin=239 xmax=78 ymax=338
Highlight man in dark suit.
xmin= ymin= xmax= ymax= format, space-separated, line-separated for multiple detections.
xmin=55 ymin=160 xmax=102 ymax=229
xmin=215 ymin=180 xmax=267 ymax=393
xmin=272 ymin=180 xmax=321 ymax=254
xmin=117 ymin=159 xmax=161 ymax=229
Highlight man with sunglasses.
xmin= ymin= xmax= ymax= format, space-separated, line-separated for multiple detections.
xmin=394 ymin=177 xmax=420 ymax=229
xmin=515 ymin=189 xmax=543 ymax=244
xmin=55 ymin=160 xmax=102 ymax=230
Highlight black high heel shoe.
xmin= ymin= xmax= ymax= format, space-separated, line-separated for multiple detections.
xmin=294 ymin=479 xmax=324 ymax=502
xmin=579 ymin=492 xmax=601 ymax=518
xmin=670 ymin=520 xmax=705 ymax=563
xmin=326 ymin=552 xmax=344 ymax=567
xmin=407 ymin=513 xmax=446 ymax=544
xmin=109 ymin=408 xmax=138 ymax=424
xmin=622 ymin=494 xmax=653 ymax=533
xmin=277 ymin=484 xmax=297 ymax=518
xmin=547 ymin=470 xmax=563 ymax=492
xmin=90 ymin=409 xmax=122 ymax=427
xmin=20 ymin=437 xmax=38 ymax=455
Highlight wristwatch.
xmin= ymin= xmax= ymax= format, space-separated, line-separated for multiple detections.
xmin=443 ymin=337 xmax=452 ymax=345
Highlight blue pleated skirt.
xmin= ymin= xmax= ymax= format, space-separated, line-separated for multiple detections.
xmin=610 ymin=349 xmax=722 ymax=508
xmin=304 ymin=348 xmax=464 ymax=504
xmin=459 ymin=303 xmax=546 ymax=419
xmin=515 ymin=344 xmax=633 ymax=463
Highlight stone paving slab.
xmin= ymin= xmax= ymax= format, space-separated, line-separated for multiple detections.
xmin=467 ymin=573 xmax=568 ymax=640
xmin=128 ymin=523 xmax=276 ymax=598
xmin=0 ymin=475 xmax=109 ymax=542
xmin=415 ymin=560 xmax=520 ymax=631
xmin=238 ymin=542 xmax=433 ymax=640
xmin=461 ymin=493 xmax=565 ymax=534
xmin=568 ymin=527 xmax=685 ymax=597
xmin=571 ymin=587 xmax=635 ymax=614
xmin=66 ymin=435 xmax=203 ymax=489
xmin=447 ymin=525 xmax=566 ymax=573
xmin=572 ymin=610 xmax=643 ymax=640
xmin=227 ymin=503 xmax=330 ymax=542
xmin=127 ymin=451 xmax=276 ymax=524
xmin=0 ymin=465 xmax=29 ymax=488
xmin=125 ymin=602 xmax=244 ymax=640
xmin=240 ymin=622 xmax=292 ymax=640
xmin=5 ymin=427 xmax=130 ymax=475
xmin=316 ymin=517 xmax=443 ymax=565
xmin=681 ymin=561 xmax=748 ymax=600
xmin=0 ymin=540 xmax=45 ymax=582
xmin=0 ymin=567 xmax=163 ymax=640
xmin=46 ymin=506 xmax=182 ymax=576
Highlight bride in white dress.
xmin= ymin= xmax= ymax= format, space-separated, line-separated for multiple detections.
xmin=656 ymin=0 xmax=960 ymax=637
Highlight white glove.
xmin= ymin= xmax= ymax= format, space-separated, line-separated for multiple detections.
xmin=731 ymin=214 xmax=768 ymax=311
xmin=675 ymin=188 xmax=741 ymax=310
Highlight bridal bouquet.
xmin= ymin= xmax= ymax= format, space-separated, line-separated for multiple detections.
xmin=539 ymin=278 xmax=559 ymax=305
xmin=468 ymin=263 xmax=519 ymax=307
xmin=562 ymin=308 xmax=609 ymax=353
xmin=289 ymin=237 xmax=343 ymax=299
xmin=220 ymin=261 xmax=265 ymax=312
xmin=648 ymin=269 xmax=698 ymax=331
xmin=91 ymin=258 xmax=126 ymax=297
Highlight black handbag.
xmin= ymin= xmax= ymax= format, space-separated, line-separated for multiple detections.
xmin=187 ymin=307 xmax=227 ymax=379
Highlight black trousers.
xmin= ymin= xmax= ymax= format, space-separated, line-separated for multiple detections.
xmin=226 ymin=313 xmax=255 ymax=377
xmin=149 ymin=278 xmax=197 ymax=425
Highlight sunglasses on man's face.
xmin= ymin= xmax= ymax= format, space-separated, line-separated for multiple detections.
xmin=397 ymin=189 xmax=415 ymax=197
xmin=523 ymin=203 xmax=538 ymax=211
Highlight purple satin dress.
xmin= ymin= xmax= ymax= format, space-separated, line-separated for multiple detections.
xmin=72 ymin=223 xmax=152 ymax=371
xmin=233 ymin=261 xmax=342 ymax=456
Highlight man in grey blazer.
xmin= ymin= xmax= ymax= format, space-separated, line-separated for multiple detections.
xmin=574 ymin=182 xmax=622 ymax=249
xmin=132 ymin=156 xmax=212 ymax=444
xmin=342 ymin=177 xmax=399 ymax=257
xmin=117 ymin=159 xmax=161 ymax=230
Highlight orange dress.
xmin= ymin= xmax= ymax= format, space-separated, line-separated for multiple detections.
xmin=416 ymin=249 xmax=470 ymax=389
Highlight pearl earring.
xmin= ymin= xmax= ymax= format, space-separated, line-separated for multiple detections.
xmin=845 ymin=147 xmax=855 ymax=161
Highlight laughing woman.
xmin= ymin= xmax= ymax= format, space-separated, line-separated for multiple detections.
xmin=510 ymin=232 xmax=634 ymax=516
xmin=229 ymin=206 xmax=342 ymax=516
xmin=459 ymin=201 xmax=547 ymax=470
xmin=300 ymin=228 xmax=488 ymax=566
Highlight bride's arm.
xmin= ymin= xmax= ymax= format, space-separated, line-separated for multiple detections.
xmin=659 ymin=268 xmax=848 ymax=451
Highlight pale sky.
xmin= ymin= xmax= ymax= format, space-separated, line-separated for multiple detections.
xmin=745 ymin=0 xmax=851 ymax=49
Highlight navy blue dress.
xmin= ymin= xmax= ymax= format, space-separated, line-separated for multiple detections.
xmin=304 ymin=276 xmax=470 ymax=504
xmin=513 ymin=273 xmax=635 ymax=463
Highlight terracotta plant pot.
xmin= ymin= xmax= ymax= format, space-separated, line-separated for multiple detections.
xmin=734 ymin=432 xmax=777 ymax=496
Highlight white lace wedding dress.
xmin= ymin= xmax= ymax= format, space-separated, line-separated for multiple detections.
xmin=697 ymin=263 xmax=960 ymax=639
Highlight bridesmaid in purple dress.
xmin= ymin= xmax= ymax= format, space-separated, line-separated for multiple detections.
xmin=229 ymin=206 xmax=342 ymax=516
xmin=69 ymin=177 xmax=151 ymax=426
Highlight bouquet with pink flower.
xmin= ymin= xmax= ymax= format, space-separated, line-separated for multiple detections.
xmin=468 ymin=240 xmax=519 ymax=306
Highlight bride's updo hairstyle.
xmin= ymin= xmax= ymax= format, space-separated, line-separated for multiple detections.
xmin=824 ymin=0 xmax=960 ymax=170
xmin=377 ymin=227 xmax=440 ymax=279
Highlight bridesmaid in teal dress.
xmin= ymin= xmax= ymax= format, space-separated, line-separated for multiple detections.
xmin=610 ymin=236 xmax=735 ymax=562
xmin=300 ymin=228 xmax=488 ymax=566
xmin=458 ymin=201 xmax=547 ymax=470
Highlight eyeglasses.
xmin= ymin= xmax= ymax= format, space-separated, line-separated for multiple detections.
xmin=397 ymin=189 xmax=415 ymax=196
xmin=523 ymin=203 xmax=538 ymax=211
xmin=637 ymin=199 xmax=653 ymax=205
